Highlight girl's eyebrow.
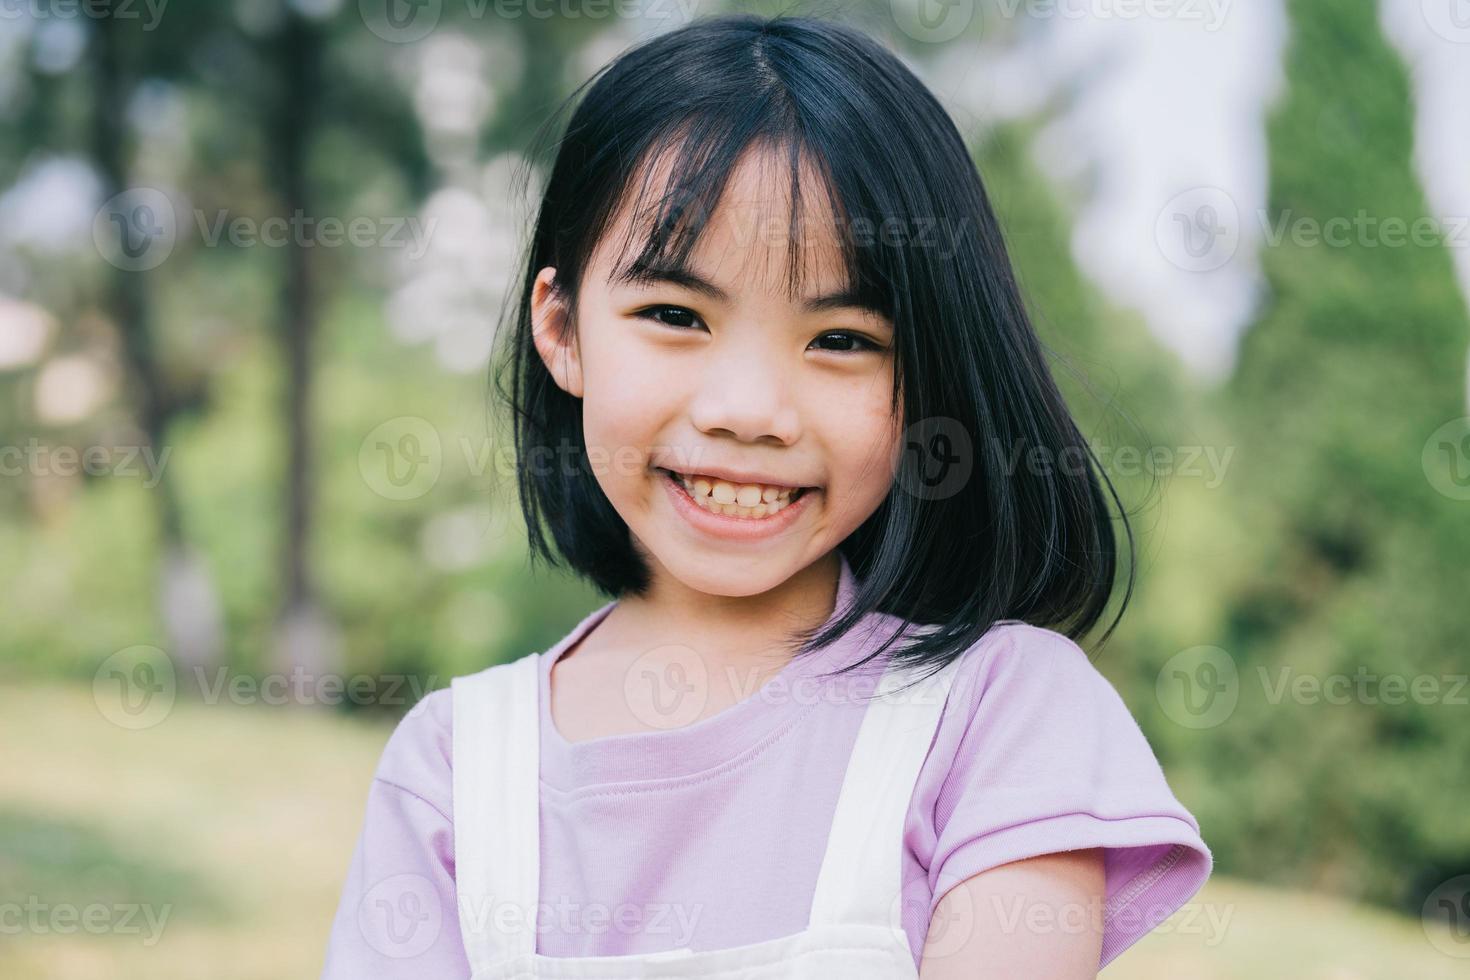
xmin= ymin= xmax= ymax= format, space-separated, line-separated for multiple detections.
xmin=613 ymin=258 xmax=889 ymax=319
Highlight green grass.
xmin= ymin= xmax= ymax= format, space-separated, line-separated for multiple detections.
xmin=2 ymin=682 xmax=1463 ymax=978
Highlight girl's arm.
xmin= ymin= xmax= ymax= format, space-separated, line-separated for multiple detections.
xmin=918 ymin=848 xmax=1105 ymax=980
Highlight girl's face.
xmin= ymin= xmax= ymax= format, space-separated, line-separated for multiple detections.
xmin=531 ymin=144 xmax=903 ymax=599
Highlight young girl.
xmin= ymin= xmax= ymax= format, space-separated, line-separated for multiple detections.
xmin=322 ymin=13 xmax=1211 ymax=979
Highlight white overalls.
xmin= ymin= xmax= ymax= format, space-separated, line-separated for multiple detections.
xmin=450 ymin=647 xmax=961 ymax=980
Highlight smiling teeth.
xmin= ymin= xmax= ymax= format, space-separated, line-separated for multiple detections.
xmin=671 ymin=471 xmax=805 ymax=518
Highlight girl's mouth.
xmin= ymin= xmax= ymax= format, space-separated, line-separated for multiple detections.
xmin=658 ymin=470 xmax=817 ymax=525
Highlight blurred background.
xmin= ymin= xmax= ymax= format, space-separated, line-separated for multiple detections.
xmin=2 ymin=0 xmax=1468 ymax=977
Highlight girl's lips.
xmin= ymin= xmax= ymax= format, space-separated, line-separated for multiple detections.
xmin=656 ymin=467 xmax=818 ymax=541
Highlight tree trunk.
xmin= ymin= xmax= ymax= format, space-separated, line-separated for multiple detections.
xmin=89 ymin=3 xmax=224 ymax=679
xmin=268 ymin=11 xmax=342 ymax=688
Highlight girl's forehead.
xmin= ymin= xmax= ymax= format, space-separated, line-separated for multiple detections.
xmin=594 ymin=142 xmax=854 ymax=298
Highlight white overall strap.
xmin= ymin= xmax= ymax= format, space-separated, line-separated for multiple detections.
xmin=807 ymin=654 xmax=962 ymax=930
xmin=451 ymin=654 xmax=543 ymax=972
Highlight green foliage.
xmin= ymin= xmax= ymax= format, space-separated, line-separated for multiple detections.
xmin=1209 ymin=0 xmax=1470 ymax=909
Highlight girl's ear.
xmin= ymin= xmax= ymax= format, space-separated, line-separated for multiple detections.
xmin=530 ymin=266 xmax=584 ymax=398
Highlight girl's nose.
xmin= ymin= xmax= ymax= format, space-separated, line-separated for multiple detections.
xmin=687 ymin=340 xmax=802 ymax=445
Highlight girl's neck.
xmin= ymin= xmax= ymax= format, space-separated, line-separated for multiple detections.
xmin=589 ymin=551 xmax=844 ymax=668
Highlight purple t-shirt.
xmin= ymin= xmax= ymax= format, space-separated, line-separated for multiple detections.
xmin=321 ymin=560 xmax=1211 ymax=976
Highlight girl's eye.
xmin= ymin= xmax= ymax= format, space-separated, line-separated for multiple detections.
xmin=636 ymin=305 xmax=704 ymax=330
xmin=810 ymin=331 xmax=884 ymax=354
xmin=634 ymin=305 xmax=884 ymax=354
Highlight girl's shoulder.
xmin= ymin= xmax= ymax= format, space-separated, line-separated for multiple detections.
xmin=369 ymin=681 xmax=457 ymax=819
xmin=882 ymin=616 xmax=1124 ymax=719
xmin=950 ymin=619 xmax=1101 ymax=674
xmin=367 ymin=653 xmax=542 ymax=816
xmin=933 ymin=619 xmax=1155 ymax=751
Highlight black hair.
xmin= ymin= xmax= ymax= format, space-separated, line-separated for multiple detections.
xmin=492 ymin=12 xmax=1134 ymax=684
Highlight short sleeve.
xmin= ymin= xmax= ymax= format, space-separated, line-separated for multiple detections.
xmin=913 ymin=624 xmax=1212 ymax=970
xmin=320 ymin=690 xmax=472 ymax=979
